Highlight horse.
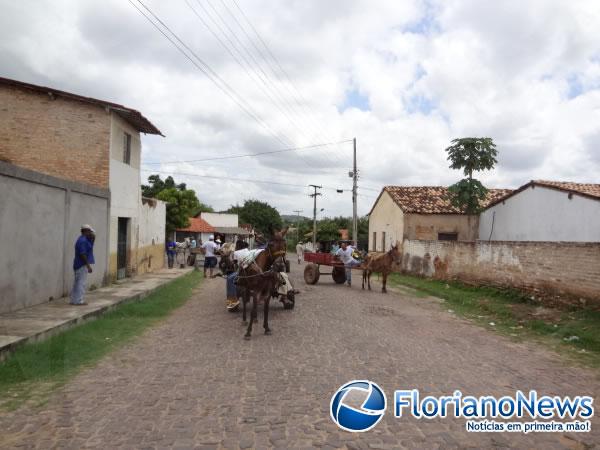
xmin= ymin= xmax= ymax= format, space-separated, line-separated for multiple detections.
xmin=236 ymin=227 xmax=288 ymax=339
xmin=362 ymin=242 xmax=402 ymax=293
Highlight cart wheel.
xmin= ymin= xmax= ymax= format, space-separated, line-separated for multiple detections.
xmin=304 ymin=263 xmax=320 ymax=284
xmin=332 ymin=266 xmax=346 ymax=284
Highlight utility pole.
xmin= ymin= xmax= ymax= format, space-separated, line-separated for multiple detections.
xmin=309 ymin=185 xmax=322 ymax=251
xmin=352 ymin=137 xmax=358 ymax=247
xmin=292 ymin=209 xmax=303 ymax=243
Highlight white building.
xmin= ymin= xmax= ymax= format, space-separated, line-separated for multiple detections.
xmin=197 ymin=212 xmax=250 ymax=243
xmin=479 ymin=180 xmax=600 ymax=242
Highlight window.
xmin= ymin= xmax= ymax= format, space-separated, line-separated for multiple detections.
xmin=123 ymin=133 xmax=131 ymax=164
xmin=438 ymin=232 xmax=458 ymax=241
xmin=382 ymin=231 xmax=386 ymax=251
xmin=372 ymin=232 xmax=377 ymax=251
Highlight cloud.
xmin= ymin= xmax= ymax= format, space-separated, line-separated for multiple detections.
xmin=1 ymin=0 xmax=599 ymax=218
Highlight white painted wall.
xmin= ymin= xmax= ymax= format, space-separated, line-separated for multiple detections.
xmin=479 ymin=185 xmax=600 ymax=242
xmin=200 ymin=212 xmax=238 ymax=227
xmin=139 ymin=199 xmax=166 ymax=247
xmin=368 ymin=191 xmax=404 ymax=251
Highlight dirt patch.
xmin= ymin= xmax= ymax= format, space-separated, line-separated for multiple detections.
xmin=507 ymin=303 xmax=563 ymax=324
xmin=363 ymin=304 xmax=399 ymax=317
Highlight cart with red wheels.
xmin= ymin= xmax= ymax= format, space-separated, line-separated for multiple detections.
xmin=303 ymin=252 xmax=356 ymax=285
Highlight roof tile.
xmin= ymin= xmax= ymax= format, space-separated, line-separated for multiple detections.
xmin=176 ymin=217 xmax=215 ymax=233
xmin=383 ymin=186 xmax=512 ymax=214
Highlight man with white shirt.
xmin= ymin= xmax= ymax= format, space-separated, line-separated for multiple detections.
xmin=201 ymin=235 xmax=220 ymax=278
xmin=335 ymin=241 xmax=361 ymax=287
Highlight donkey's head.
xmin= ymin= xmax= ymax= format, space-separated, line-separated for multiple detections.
xmin=388 ymin=241 xmax=402 ymax=264
xmin=266 ymin=226 xmax=289 ymax=262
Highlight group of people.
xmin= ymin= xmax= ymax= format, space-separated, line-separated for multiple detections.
xmin=165 ymin=235 xmax=223 ymax=276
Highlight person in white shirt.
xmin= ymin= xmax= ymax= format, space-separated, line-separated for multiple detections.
xmin=335 ymin=241 xmax=361 ymax=287
xmin=296 ymin=241 xmax=304 ymax=264
xmin=201 ymin=235 xmax=220 ymax=278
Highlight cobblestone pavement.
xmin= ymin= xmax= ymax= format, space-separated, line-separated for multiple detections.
xmin=1 ymin=261 xmax=599 ymax=449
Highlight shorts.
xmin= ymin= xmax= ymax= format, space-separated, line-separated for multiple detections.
xmin=204 ymin=256 xmax=217 ymax=268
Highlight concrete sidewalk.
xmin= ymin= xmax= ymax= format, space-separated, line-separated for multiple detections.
xmin=0 ymin=267 xmax=194 ymax=361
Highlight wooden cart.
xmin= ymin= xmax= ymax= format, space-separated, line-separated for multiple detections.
xmin=303 ymin=252 xmax=351 ymax=285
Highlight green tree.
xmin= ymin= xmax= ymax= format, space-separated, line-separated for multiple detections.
xmin=157 ymin=188 xmax=201 ymax=232
xmin=445 ymin=137 xmax=498 ymax=214
xmin=227 ymin=199 xmax=282 ymax=235
xmin=316 ymin=219 xmax=342 ymax=241
xmin=142 ymin=174 xmax=211 ymax=232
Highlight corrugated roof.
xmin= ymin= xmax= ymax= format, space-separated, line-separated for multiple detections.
xmin=176 ymin=217 xmax=215 ymax=233
xmin=485 ymin=180 xmax=600 ymax=208
xmin=0 ymin=76 xmax=163 ymax=136
xmin=371 ymin=186 xmax=512 ymax=215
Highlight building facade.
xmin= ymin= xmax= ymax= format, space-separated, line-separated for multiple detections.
xmin=479 ymin=180 xmax=600 ymax=242
xmin=0 ymin=77 xmax=165 ymax=287
xmin=368 ymin=186 xmax=511 ymax=251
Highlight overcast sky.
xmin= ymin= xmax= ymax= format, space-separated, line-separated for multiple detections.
xmin=2 ymin=0 xmax=599 ymax=217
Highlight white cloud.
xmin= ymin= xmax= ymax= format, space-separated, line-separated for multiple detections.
xmin=1 ymin=0 xmax=599 ymax=218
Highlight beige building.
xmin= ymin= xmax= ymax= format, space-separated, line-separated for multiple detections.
xmin=0 ymin=76 xmax=166 ymax=283
xmin=368 ymin=186 xmax=511 ymax=251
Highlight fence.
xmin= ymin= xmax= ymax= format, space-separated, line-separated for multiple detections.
xmin=0 ymin=162 xmax=110 ymax=313
xmin=401 ymin=239 xmax=600 ymax=301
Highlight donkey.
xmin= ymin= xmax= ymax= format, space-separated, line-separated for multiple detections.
xmin=362 ymin=242 xmax=402 ymax=293
xmin=236 ymin=227 xmax=288 ymax=339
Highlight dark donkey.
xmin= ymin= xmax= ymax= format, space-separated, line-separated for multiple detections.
xmin=362 ymin=242 xmax=402 ymax=293
xmin=237 ymin=227 xmax=288 ymax=339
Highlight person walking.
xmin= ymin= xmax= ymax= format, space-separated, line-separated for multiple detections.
xmin=70 ymin=225 xmax=95 ymax=305
xmin=335 ymin=241 xmax=361 ymax=287
xmin=296 ymin=241 xmax=304 ymax=264
xmin=166 ymin=238 xmax=176 ymax=268
xmin=201 ymin=235 xmax=220 ymax=278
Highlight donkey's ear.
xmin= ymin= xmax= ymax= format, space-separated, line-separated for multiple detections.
xmin=281 ymin=226 xmax=289 ymax=237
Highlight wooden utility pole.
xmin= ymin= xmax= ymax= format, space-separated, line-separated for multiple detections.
xmin=309 ymin=185 xmax=322 ymax=251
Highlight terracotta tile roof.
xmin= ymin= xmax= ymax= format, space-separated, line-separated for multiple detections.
xmin=176 ymin=217 xmax=215 ymax=233
xmin=485 ymin=180 xmax=600 ymax=208
xmin=534 ymin=180 xmax=600 ymax=200
xmin=378 ymin=186 xmax=512 ymax=214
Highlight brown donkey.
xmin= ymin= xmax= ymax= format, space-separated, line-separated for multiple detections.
xmin=362 ymin=242 xmax=402 ymax=293
xmin=236 ymin=228 xmax=288 ymax=339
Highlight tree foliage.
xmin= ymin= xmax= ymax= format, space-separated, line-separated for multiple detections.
xmin=227 ymin=199 xmax=282 ymax=235
xmin=142 ymin=174 xmax=212 ymax=232
xmin=445 ymin=137 xmax=498 ymax=214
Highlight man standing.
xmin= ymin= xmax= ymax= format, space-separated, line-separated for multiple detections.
xmin=335 ymin=241 xmax=360 ymax=287
xmin=70 ymin=225 xmax=95 ymax=305
xmin=201 ymin=235 xmax=220 ymax=278
xmin=296 ymin=241 xmax=304 ymax=264
xmin=165 ymin=238 xmax=176 ymax=268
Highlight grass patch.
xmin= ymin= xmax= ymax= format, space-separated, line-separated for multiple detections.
xmin=388 ymin=273 xmax=600 ymax=367
xmin=0 ymin=272 xmax=201 ymax=409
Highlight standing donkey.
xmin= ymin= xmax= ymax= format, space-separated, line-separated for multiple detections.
xmin=362 ymin=242 xmax=402 ymax=293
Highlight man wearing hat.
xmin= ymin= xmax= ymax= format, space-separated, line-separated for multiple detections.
xmin=201 ymin=235 xmax=220 ymax=278
xmin=70 ymin=224 xmax=96 ymax=305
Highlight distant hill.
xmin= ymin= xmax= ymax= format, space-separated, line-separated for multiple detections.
xmin=281 ymin=214 xmax=310 ymax=223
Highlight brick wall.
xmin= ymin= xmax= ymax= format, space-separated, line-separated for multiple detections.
xmin=401 ymin=239 xmax=600 ymax=301
xmin=0 ymin=85 xmax=110 ymax=188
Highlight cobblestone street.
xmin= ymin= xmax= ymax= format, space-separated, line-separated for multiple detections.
xmin=1 ymin=261 xmax=599 ymax=449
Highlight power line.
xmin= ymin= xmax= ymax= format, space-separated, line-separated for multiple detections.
xmin=214 ymin=0 xmax=346 ymax=167
xmin=140 ymin=168 xmax=350 ymax=192
xmin=143 ymin=139 xmax=352 ymax=165
xmin=128 ymin=0 xmax=295 ymax=149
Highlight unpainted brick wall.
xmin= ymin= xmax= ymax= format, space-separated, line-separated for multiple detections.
xmin=0 ymin=85 xmax=110 ymax=188
xmin=401 ymin=239 xmax=600 ymax=300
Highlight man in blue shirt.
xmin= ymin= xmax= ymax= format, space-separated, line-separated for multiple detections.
xmin=70 ymin=224 xmax=95 ymax=305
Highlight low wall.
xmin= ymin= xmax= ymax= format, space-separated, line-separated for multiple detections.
xmin=401 ymin=239 xmax=600 ymax=301
xmin=0 ymin=162 xmax=110 ymax=313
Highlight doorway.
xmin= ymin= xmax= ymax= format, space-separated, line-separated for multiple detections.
xmin=117 ymin=217 xmax=129 ymax=280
